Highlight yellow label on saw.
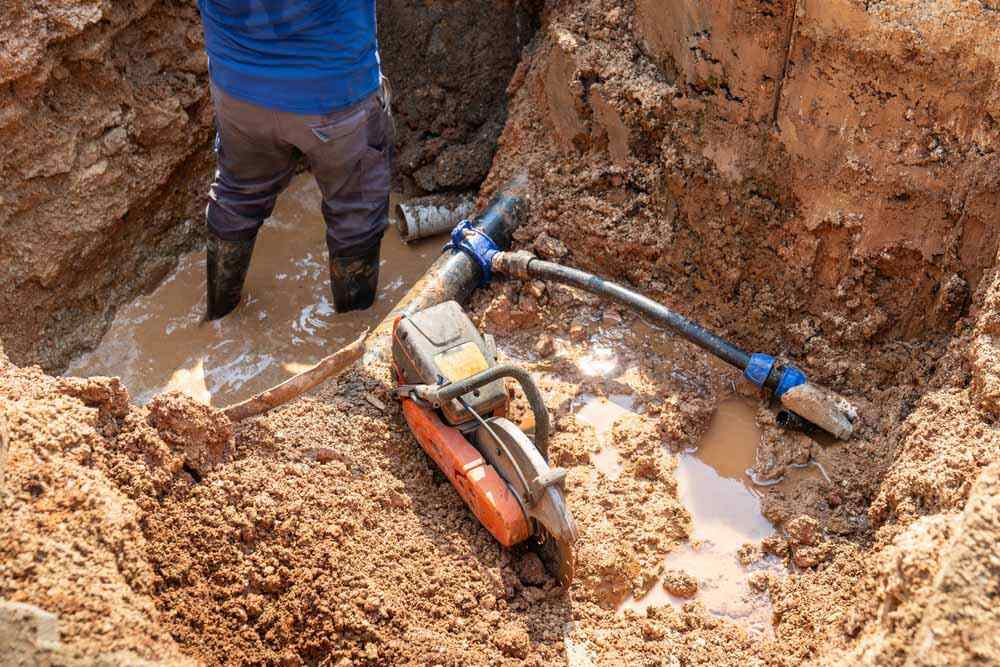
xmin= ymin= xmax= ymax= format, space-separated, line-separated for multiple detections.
xmin=434 ymin=342 xmax=489 ymax=383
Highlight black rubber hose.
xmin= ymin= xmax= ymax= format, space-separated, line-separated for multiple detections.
xmin=432 ymin=363 xmax=551 ymax=456
xmin=524 ymin=260 xmax=752 ymax=371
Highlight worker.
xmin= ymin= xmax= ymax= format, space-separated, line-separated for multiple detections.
xmin=197 ymin=0 xmax=391 ymax=319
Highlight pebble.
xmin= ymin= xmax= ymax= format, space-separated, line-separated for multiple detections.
xmin=534 ymin=335 xmax=556 ymax=358
xmin=786 ymin=515 xmax=820 ymax=546
xmin=761 ymin=534 xmax=789 ymax=557
xmin=662 ymin=570 xmax=698 ymax=599
xmin=517 ymin=552 xmax=548 ymax=586
xmin=602 ymin=309 xmax=623 ymax=326
xmin=494 ymin=623 xmax=531 ymax=659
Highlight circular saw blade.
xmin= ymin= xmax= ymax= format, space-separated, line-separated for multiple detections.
xmin=474 ymin=417 xmax=579 ymax=586
xmin=534 ymin=486 xmax=578 ymax=587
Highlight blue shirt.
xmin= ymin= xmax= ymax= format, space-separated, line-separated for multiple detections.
xmin=198 ymin=0 xmax=381 ymax=114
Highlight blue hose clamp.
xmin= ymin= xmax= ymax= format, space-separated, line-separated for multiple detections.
xmin=444 ymin=219 xmax=499 ymax=287
xmin=744 ymin=352 xmax=807 ymax=397
xmin=744 ymin=353 xmax=775 ymax=388
xmin=775 ymin=365 xmax=807 ymax=397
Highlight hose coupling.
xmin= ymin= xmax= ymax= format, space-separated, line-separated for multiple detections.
xmin=491 ymin=250 xmax=536 ymax=279
xmin=743 ymin=352 xmax=806 ymax=397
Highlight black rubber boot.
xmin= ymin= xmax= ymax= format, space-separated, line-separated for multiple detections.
xmin=329 ymin=237 xmax=381 ymax=313
xmin=206 ymin=234 xmax=256 ymax=320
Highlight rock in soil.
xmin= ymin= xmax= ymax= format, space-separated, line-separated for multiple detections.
xmin=662 ymin=571 xmax=699 ymax=599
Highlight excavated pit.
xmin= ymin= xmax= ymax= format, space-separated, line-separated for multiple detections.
xmin=4 ymin=1 xmax=1000 ymax=665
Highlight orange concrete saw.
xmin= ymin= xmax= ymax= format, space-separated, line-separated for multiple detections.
xmin=392 ymin=300 xmax=577 ymax=586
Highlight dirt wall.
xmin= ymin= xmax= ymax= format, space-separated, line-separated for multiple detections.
xmin=486 ymin=0 xmax=1000 ymax=359
xmin=379 ymin=0 xmax=539 ymax=195
xmin=0 ymin=0 xmax=215 ymax=373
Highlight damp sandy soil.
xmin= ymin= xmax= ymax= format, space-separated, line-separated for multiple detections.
xmin=62 ymin=175 xmax=827 ymax=645
xmin=4 ymin=269 xmax=856 ymax=665
xmin=5 ymin=0 xmax=1000 ymax=664
xmin=8 ymin=262 xmax=997 ymax=664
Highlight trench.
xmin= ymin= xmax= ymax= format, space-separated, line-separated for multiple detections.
xmin=7 ymin=0 xmax=998 ymax=663
xmin=61 ymin=167 xmax=836 ymax=643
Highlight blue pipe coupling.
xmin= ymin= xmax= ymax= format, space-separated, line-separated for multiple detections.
xmin=444 ymin=219 xmax=500 ymax=287
xmin=743 ymin=352 xmax=807 ymax=397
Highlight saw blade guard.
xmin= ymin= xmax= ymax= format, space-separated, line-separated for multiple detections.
xmin=474 ymin=417 xmax=578 ymax=586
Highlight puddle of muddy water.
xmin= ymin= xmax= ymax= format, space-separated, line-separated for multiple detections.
xmin=67 ymin=175 xmax=440 ymax=405
xmin=574 ymin=393 xmax=637 ymax=479
xmin=577 ymin=346 xmax=619 ymax=377
xmin=601 ymin=397 xmax=824 ymax=636
xmin=617 ymin=399 xmax=782 ymax=634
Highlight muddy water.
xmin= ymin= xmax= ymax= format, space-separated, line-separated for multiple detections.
xmin=617 ymin=399 xmax=783 ymax=634
xmin=67 ymin=175 xmax=440 ymax=405
xmin=578 ymin=395 xmax=822 ymax=636
xmin=575 ymin=393 xmax=636 ymax=479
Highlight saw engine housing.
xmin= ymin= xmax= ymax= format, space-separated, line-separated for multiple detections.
xmin=393 ymin=301 xmax=507 ymax=426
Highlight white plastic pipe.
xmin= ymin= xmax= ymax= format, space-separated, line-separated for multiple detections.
xmin=395 ymin=195 xmax=475 ymax=242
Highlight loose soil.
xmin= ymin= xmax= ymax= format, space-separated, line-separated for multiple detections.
xmin=4 ymin=0 xmax=1000 ymax=665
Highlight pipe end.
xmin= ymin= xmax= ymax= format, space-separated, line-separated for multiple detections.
xmin=394 ymin=202 xmax=410 ymax=240
xmin=780 ymin=382 xmax=858 ymax=440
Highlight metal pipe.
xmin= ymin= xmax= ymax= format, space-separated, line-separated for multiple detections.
xmin=396 ymin=194 xmax=476 ymax=242
xmin=364 ymin=174 xmax=530 ymax=363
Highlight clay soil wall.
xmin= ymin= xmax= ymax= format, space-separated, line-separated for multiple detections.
xmin=486 ymin=0 xmax=1000 ymax=360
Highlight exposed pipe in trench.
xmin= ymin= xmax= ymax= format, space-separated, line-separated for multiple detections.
xmin=490 ymin=251 xmax=858 ymax=440
xmin=225 ymin=172 xmax=856 ymax=442
xmin=223 ymin=174 xmax=530 ymax=421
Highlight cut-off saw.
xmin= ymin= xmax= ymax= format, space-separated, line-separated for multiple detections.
xmin=392 ymin=300 xmax=577 ymax=586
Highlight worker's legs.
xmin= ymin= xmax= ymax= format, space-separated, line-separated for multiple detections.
xmin=205 ymin=83 xmax=298 ymax=319
xmin=282 ymin=83 xmax=393 ymax=312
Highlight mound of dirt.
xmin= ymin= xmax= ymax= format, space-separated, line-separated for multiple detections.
xmin=0 ymin=354 xmax=195 ymax=662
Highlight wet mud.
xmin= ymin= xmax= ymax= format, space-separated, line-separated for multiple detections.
xmin=68 ymin=175 xmax=439 ymax=406
xmin=618 ymin=398 xmax=821 ymax=635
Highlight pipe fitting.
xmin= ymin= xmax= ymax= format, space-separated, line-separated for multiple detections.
xmin=774 ymin=365 xmax=807 ymax=397
xmin=491 ymin=250 xmax=536 ymax=279
xmin=444 ymin=219 xmax=501 ymax=287
xmin=744 ymin=353 xmax=776 ymax=388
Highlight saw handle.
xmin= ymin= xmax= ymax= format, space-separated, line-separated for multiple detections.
xmin=419 ymin=364 xmax=550 ymax=457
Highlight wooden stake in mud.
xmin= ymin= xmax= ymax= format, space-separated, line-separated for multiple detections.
xmin=224 ymin=330 xmax=368 ymax=422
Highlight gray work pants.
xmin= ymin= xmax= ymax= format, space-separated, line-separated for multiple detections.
xmin=206 ymin=80 xmax=392 ymax=256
